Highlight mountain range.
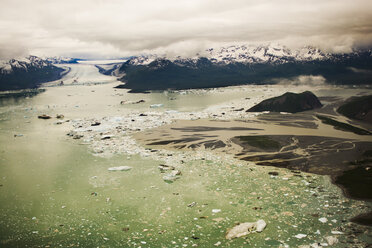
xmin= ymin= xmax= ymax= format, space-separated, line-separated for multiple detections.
xmin=1 ymin=44 xmax=372 ymax=92
xmin=111 ymin=44 xmax=372 ymax=92
xmin=123 ymin=44 xmax=329 ymax=66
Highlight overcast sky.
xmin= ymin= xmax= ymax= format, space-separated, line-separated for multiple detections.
xmin=1 ymin=0 xmax=372 ymax=59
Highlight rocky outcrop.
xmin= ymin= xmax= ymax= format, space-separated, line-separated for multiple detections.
xmin=246 ymin=91 xmax=322 ymax=113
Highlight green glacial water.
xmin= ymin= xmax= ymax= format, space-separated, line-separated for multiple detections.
xmin=0 ymin=66 xmax=371 ymax=247
xmin=0 ymin=135 xmax=364 ymax=247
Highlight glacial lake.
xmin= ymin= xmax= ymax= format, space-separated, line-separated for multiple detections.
xmin=0 ymin=63 xmax=371 ymax=247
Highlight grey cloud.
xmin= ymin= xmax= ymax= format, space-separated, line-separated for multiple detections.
xmin=1 ymin=0 xmax=372 ymax=59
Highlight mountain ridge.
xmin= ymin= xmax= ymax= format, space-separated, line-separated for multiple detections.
xmin=120 ymin=44 xmax=344 ymax=67
xmin=112 ymin=44 xmax=372 ymax=92
xmin=0 ymin=56 xmax=65 ymax=91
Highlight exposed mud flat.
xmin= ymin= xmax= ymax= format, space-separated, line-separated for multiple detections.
xmin=134 ymin=112 xmax=372 ymax=183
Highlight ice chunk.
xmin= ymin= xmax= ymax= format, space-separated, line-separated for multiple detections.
xmin=150 ymin=104 xmax=163 ymax=108
xmin=163 ymin=174 xmax=180 ymax=182
xmin=158 ymin=164 xmax=175 ymax=172
xmin=256 ymin=219 xmax=266 ymax=232
xmin=294 ymin=234 xmax=307 ymax=239
xmin=318 ymin=217 xmax=328 ymax=223
xmin=214 ymin=241 xmax=221 ymax=246
xmin=225 ymin=220 xmax=266 ymax=239
xmin=165 ymin=110 xmax=178 ymax=114
xmin=162 ymin=169 xmax=182 ymax=182
xmin=325 ymin=236 xmax=338 ymax=245
xmin=108 ymin=166 xmax=132 ymax=171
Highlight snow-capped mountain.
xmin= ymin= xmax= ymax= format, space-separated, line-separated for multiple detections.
xmin=0 ymin=55 xmax=52 ymax=74
xmin=44 ymin=56 xmax=79 ymax=64
xmin=113 ymin=44 xmax=372 ymax=92
xmin=125 ymin=55 xmax=159 ymax=66
xmin=124 ymin=44 xmax=330 ymax=67
xmin=205 ymin=44 xmax=328 ymax=64
xmin=0 ymin=56 xmax=65 ymax=91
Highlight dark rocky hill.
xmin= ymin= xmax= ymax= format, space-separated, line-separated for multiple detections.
xmin=246 ymin=91 xmax=323 ymax=113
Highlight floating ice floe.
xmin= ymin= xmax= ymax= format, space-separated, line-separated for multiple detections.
xmin=318 ymin=217 xmax=328 ymax=223
xmin=325 ymin=236 xmax=338 ymax=245
xmin=214 ymin=241 xmax=221 ymax=246
xmin=165 ymin=110 xmax=178 ymax=114
xmin=150 ymin=104 xmax=163 ymax=108
xmin=108 ymin=166 xmax=132 ymax=171
xmin=163 ymin=170 xmax=181 ymax=182
xmin=158 ymin=164 xmax=176 ymax=172
xmin=226 ymin=219 xmax=266 ymax=239
xmin=294 ymin=234 xmax=307 ymax=239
